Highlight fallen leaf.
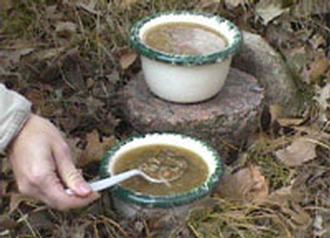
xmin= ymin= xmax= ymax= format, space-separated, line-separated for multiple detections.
xmin=55 ymin=21 xmax=77 ymax=38
xmin=79 ymin=130 xmax=117 ymax=167
xmin=314 ymin=83 xmax=330 ymax=122
xmin=0 ymin=0 xmax=13 ymax=11
xmin=310 ymin=34 xmax=326 ymax=50
xmin=313 ymin=214 xmax=327 ymax=237
xmin=217 ymin=165 xmax=269 ymax=203
xmin=268 ymin=186 xmax=292 ymax=202
xmin=284 ymin=46 xmax=310 ymax=82
xmin=45 ymin=5 xmax=57 ymax=16
xmin=24 ymin=88 xmax=45 ymax=108
xmin=196 ymin=0 xmax=222 ymax=8
xmin=106 ymin=70 xmax=121 ymax=84
xmin=268 ymin=186 xmax=311 ymax=228
xmin=293 ymin=126 xmax=330 ymax=141
xmin=119 ymin=52 xmax=137 ymax=70
xmin=85 ymin=96 xmax=105 ymax=115
xmin=309 ymin=57 xmax=330 ymax=82
xmin=275 ymin=137 xmax=317 ymax=167
xmin=0 ymin=48 xmax=34 ymax=68
xmin=256 ymin=0 xmax=288 ymax=25
xmin=292 ymin=0 xmax=330 ymax=16
xmin=269 ymin=104 xmax=284 ymax=122
xmin=76 ymin=2 xmax=100 ymax=15
xmin=45 ymin=5 xmax=64 ymax=21
xmin=224 ymin=0 xmax=247 ymax=8
xmin=29 ymin=47 xmax=66 ymax=62
xmin=86 ymin=77 xmax=95 ymax=89
xmin=116 ymin=0 xmax=139 ymax=9
xmin=277 ymin=118 xmax=305 ymax=127
xmin=98 ymin=112 xmax=120 ymax=135
xmin=0 ymin=215 xmax=17 ymax=231
xmin=66 ymin=137 xmax=83 ymax=164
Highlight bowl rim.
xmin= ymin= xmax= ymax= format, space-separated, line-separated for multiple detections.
xmin=99 ymin=132 xmax=224 ymax=208
xmin=130 ymin=11 xmax=242 ymax=66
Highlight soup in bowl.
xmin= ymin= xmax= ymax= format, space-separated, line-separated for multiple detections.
xmin=130 ymin=11 xmax=242 ymax=103
xmin=100 ymin=133 xmax=223 ymax=218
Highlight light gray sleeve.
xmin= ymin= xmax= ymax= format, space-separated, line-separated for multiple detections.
xmin=0 ymin=84 xmax=32 ymax=154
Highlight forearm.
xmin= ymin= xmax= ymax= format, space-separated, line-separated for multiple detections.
xmin=0 ymin=84 xmax=32 ymax=154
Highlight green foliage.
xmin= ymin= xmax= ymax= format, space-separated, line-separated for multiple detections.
xmin=248 ymin=153 xmax=293 ymax=191
xmin=2 ymin=0 xmax=57 ymax=37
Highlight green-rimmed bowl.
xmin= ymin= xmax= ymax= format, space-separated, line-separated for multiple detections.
xmin=100 ymin=133 xmax=223 ymax=218
xmin=130 ymin=11 xmax=242 ymax=103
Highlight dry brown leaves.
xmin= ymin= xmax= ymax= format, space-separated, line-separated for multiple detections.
xmin=0 ymin=0 xmax=13 ymax=11
xmin=269 ymin=104 xmax=306 ymax=127
xmin=224 ymin=0 xmax=247 ymax=8
xmin=115 ymin=0 xmax=140 ymax=9
xmin=309 ymin=57 xmax=330 ymax=82
xmin=268 ymin=105 xmax=320 ymax=169
xmin=78 ymin=130 xmax=117 ymax=167
xmin=55 ymin=21 xmax=77 ymax=38
xmin=119 ymin=51 xmax=137 ymax=70
xmin=255 ymin=0 xmax=289 ymax=25
xmin=217 ymin=165 xmax=269 ymax=203
xmin=275 ymin=137 xmax=317 ymax=167
xmin=267 ymin=186 xmax=312 ymax=229
xmin=0 ymin=215 xmax=18 ymax=233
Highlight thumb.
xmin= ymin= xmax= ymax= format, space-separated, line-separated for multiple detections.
xmin=52 ymin=142 xmax=92 ymax=197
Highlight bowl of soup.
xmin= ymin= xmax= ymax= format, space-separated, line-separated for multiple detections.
xmin=130 ymin=11 xmax=242 ymax=103
xmin=99 ymin=133 xmax=223 ymax=218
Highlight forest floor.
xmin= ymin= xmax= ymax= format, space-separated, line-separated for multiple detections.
xmin=0 ymin=1 xmax=329 ymax=237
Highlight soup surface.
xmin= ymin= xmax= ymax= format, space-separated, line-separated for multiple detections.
xmin=143 ymin=22 xmax=228 ymax=56
xmin=112 ymin=145 xmax=209 ymax=196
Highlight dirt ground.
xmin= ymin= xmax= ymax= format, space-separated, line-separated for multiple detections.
xmin=0 ymin=1 xmax=329 ymax=237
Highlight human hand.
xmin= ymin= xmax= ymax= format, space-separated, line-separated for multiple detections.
xmin=8 ymin=114 xmax=100 ymax=210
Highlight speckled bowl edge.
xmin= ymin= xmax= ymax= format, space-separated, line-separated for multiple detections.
xmin=99 ymin=132 xmax=224 ymax=208
xmin=130 ymin=11 xmax=242 ymax=66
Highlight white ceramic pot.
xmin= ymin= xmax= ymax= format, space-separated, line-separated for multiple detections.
xmin=99 ymin=133 xmax=224 ymax=219
xmin=131 ymin=12 xmax=242 ymax=103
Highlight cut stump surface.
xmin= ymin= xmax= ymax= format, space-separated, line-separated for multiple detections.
xmin=118 ymin=68 xmax=264 ymax=161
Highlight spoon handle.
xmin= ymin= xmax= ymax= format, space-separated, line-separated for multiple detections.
xmin=90 ymin=169 xmax=140 ymax=192
xmin=65 ymin=169 xmax=140 ymax=195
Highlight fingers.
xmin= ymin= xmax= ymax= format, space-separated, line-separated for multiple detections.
xmin=18 ymin=170 xmax=100 ymax=211
xmin=9 ymin=114 xmax=100 ymax=210
xmin=40 ymin=176 xmax=100 ymax=211
xmin=52 ymin=140 xmax=92 ymax=197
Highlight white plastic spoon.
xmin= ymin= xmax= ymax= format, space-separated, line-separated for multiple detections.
xmin=65 ymin=169 xmax=167 ymax=195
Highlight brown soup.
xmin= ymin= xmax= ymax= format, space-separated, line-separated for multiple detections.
xmin=143 ymin=22 xmax=228 ymax=56
xmin=113 ymin=145 xmax=209 ymax=196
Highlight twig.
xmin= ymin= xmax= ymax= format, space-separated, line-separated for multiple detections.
xmin=0 ymin=71 xmax=22 ymax=81
xmin=74 ymin=7 xmax=86 ymax=41
xmin=76 ymin=3 xmax=101 ymax=16
xmin=17 ymin=209 xmax=42 ymax=238
xmin=187 ymin=223 xmax=204 ymax=238
xmin=59 ymin=66 xmax=77 ymax=90
xmin=303 ymin=137 xmax=330 ymax=150
xmin=100 ymin=215 xmax=129 ymax=237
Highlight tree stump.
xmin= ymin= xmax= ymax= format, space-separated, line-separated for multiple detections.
xmin=118 ymin=68 xmax=264 ymax=162
xmin=233 ymin=31 xmax=303 ymax=115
